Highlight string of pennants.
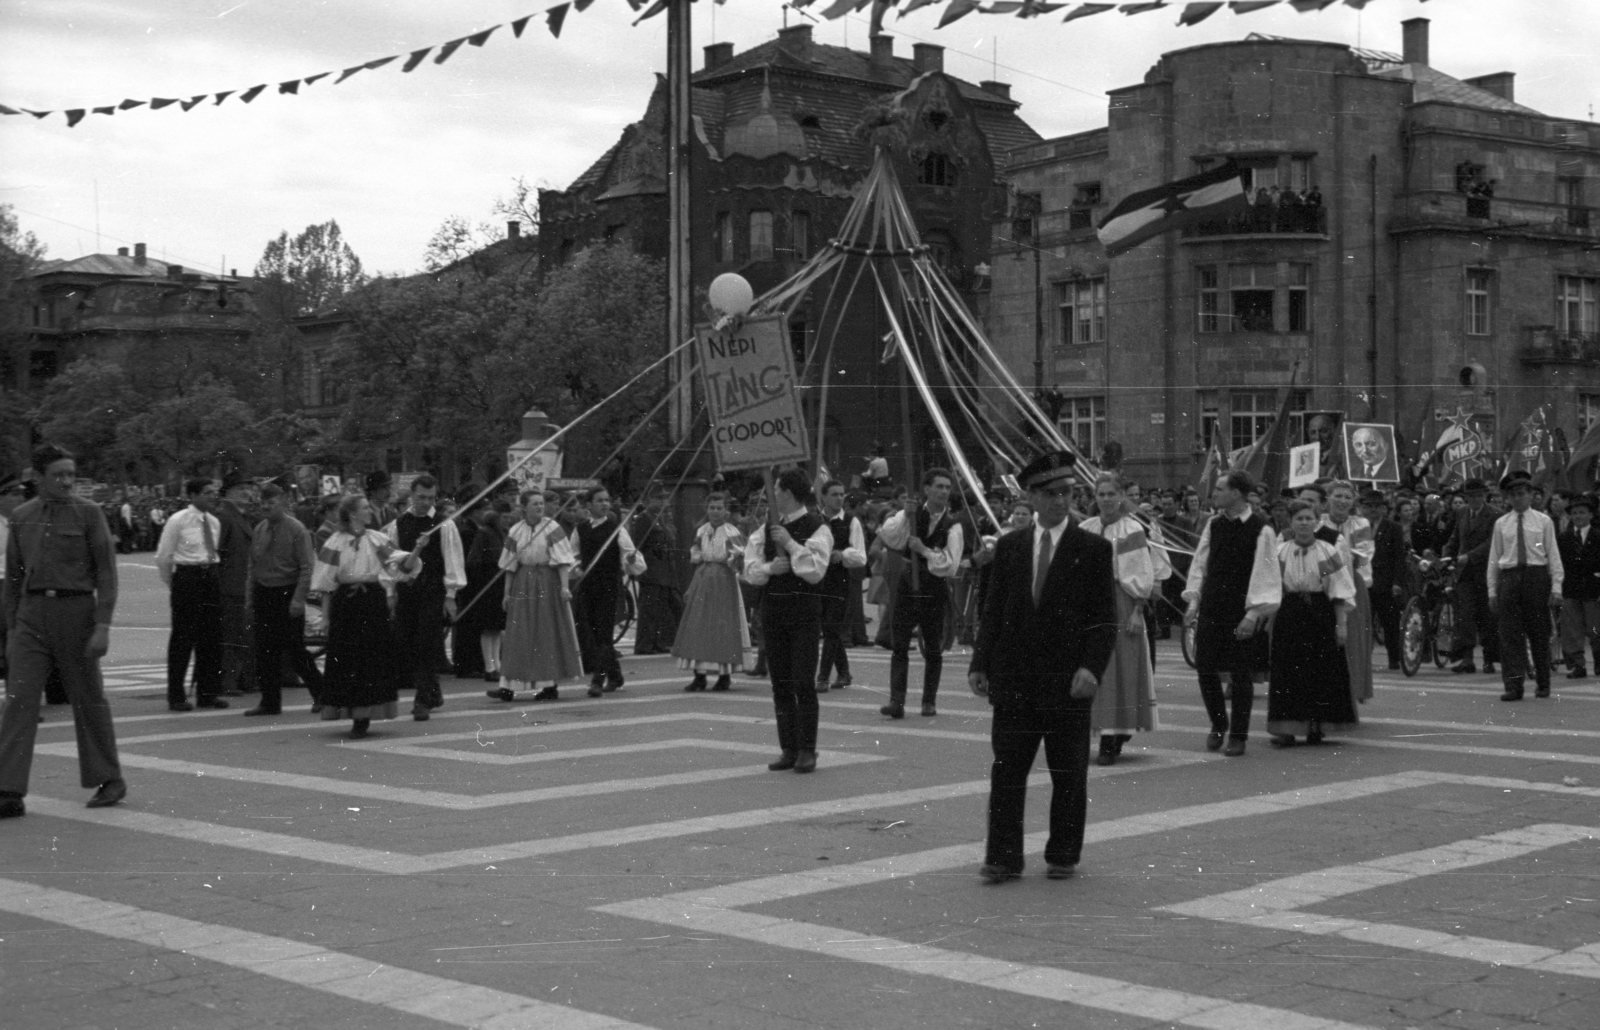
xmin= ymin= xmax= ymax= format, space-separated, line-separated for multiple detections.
xmin=1 ymin=0 xmax=1416 ymax=127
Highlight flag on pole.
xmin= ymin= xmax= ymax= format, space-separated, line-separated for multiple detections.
xmin=1196 ymin=422 xmax=1227 ymax=498
xmin=1234 ymin=364 xmax=1298 ymax=494
xmin=1096 ymin=161 xmax=1247 ymax=256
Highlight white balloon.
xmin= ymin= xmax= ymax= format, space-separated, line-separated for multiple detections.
xmin=708 ymin=273 xmax=754 ymax=317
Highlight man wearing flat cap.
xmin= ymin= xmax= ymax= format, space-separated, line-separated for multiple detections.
xmin=216 ymin=471 xmax=258 ymax=696
xmin=969 ymin=449 xmax=1117 ymax=883
xmin=1556 ymin=493 xmax=1600 ymax=679
xmin=1488 ymin=471 xmax=1563 ymax=700
xmin=1442 ymin=478 xmax=1501 ymax=675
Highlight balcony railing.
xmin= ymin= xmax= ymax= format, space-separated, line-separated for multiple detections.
xmin=1520 ymin=326 xmax=1600 ymax=365
xmin=1394 ymin=191 xmax=1598 ymax=240
xmin=1182 ymin=204 xmax=1328 ymax=238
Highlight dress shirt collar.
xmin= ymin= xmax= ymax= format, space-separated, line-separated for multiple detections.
xmin=778 ymin=507 xmax=809 ymax=526
xmin=1034 ymin=516 xmax=1069 ymax=549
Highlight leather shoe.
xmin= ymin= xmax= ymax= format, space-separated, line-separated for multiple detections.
xmin=589 ymin=683 xmax=606 ymax=697
xmin=242 ymin=706 xmax=280 ymax=717
xmin=488 ymin=688 xmax=516 ymax=702
xmin=196 ymin=698 xmax=229 ymax=709
xmin=1449 ymin=661 xmax=1476 ymax=674
xmin=86 ymin=780 xmax=126 ymax=809
xmin=0 ymin=796 xmax=25 ymax=819
xmin=879 ymin=702 xmax=905 ymax=719
xmin=920 ymin=702 xmax=937 ymax=717
xmin=979 ymin=863 xmax=1020 ymax=885
xmin=711 ymin=675 xmax=731 ymax=691
xmin=1535 ymin=686 xmax=1551 ymax=698
xmin=532 ymin=686 xmax=559 ymax=702
xmin=1223 ymin=738 xmax=1247 ymax=757
xmin=1095 ymin=750 xmax=1117 ymax=766
xmin=604 ymin=676 xmax=624 ymax=692
xmin=485 ymin=671 xmax=502 ymax=683
xmin=794 ymin=749 xmax=817 ymax=773
xmin=1269 ymin=735 xmax=1296 ymax=748
xmin=168 ymin=701 xmax=195 ymax=712
xmin=1483 ymin=662 xmax=1498 ymax=674
xmin=1205 ymin=730 xmax=1224 ymax=752
xmin=1046 ymin=863 xmax=1077 ymax=880
xmin=1500 ymin=687 xmax=1524 ymax=702
xmin=413 ymin=710 xmax=430 ymax=721
xmin=1567 ymin=669 xmax=1587 ymax=680
xmin=814 ymin=680 xmax=830 ymax=694
xmin=767 ymin=750 xmax=797 ymax=771
xmin=684 ymin=675 xmax=707 ymax=692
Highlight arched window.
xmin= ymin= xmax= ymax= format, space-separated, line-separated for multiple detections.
xmin=919 ymin=153 xmax=952 ymax=187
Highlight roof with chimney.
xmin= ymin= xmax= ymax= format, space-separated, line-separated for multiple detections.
xmin=31 ymin=251 xmax=240 ymax=282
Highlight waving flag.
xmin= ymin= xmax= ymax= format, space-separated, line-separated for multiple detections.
xmin=1097 ymin=161 xmax=1246 ymax=256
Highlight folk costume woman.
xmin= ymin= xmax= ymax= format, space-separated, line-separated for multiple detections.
xmin=1079 ymin=475 xmax=1160 ymax=765
xmin=311 ymin=495 xmax=412 ymax=739
xmin=490 ymin=491 xmax=584 ymax=703
xmin=1268 ymin=500 xmax=1357 ymax=745
xmin=1320 ymin=481 xmax=1375 ymax=704
xmin=675 ymin=492 xmax=749 ymax=692
xmin=462 ymin=497 xmax=508 ymax=683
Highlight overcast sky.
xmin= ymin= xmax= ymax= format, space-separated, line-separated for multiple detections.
xmin=2 ymin=0 xmax=1595 ymax=277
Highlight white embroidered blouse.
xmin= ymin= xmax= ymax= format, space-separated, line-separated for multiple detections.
xmin=1078 ymin=511 xmax=1156 ymax=600
xmin=499 ymin=518 xmax=577 ymax=571
xmin=1319 ymin=513 xmax=1374 ymax=588
xmin=1276 ymin=538 xmax=1356 ymax=602
xmin=311 ymin=530 xmax=410 ymax=592
xmin=691 ymin=521 xmax=745 ymax=564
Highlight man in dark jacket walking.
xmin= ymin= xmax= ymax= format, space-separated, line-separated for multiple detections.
xmin=1444 ymin=479 xmax=1500 ymax=674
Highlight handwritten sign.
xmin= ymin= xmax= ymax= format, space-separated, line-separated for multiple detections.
xmin=695 ymin=315 xmax=810 ymax=472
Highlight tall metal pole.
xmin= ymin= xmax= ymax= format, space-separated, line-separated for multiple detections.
xmin=667 ymin=0 xmax=694 ymax=443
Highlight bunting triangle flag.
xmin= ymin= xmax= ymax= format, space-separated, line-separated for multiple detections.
xmin=900 ymin=0 xmax=942 ymax=16
xmin=937 ymin=0 xmax=982 ymax=27
xmin=0 ymin=104 xmax=19 ymax=115
xmin=336 ymin=65 xmax=365 ymax=84
xmin=1063 ymin=3 xmax=1116 ymax=21
xmin=65 ymin=109 xmax=85 ymax=127
xmin=149 ymin=97 xmax=179 ymax=109
xmin=1120 ymin=2 xmax=1167 ymax=14
xmin=278 ymin=80 xmax=300 ymax=95
xmin=180 ymin=94 xmax=206 ymax=110
xmin=213 ymin=90 xmax=234 ymax=105
xmin=434 ymin=38 xmax=467 ymax=64
xmin=511 ymin=15 xmax=532 ymax=36
xmin=820 ymin=0 xmax=860 ymax=19
xmin=240 ymin=84 xmax=267 ymax=102
xmin=402 ymin=48 xmax=432 ymax=72
xmin=1290 ymin=0 xmax=1337 ymax=10
xmin=363 ymin=55 xmax=398 ymax=71
xmin=468 ymin=26 xmax=499 ymax=46
xmin=634 ymin=0 xmax=670 ymax=24
xmin=118 ymin=99 xmax=146 ymax=110
xmin=574 ymin=0 xmax=596 ymax=10
xmin=303 ymin=72 xmax=329 ymax=86
xmin=547 ymin=4 xmax=570 ymax=37
xmin=1230 ymin=1 xmax=1280 ymax=11
xmin=1179 ymin=1 xmax=1224 ymax=23
xmin=26 ymin=109 xmax=51 ymax=119
xmin=94 ymin=105 xmax=116 ymax=115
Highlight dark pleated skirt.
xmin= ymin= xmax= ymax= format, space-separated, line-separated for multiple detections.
xmin=1267 ymin=592 xmax=1357 ymax=736
xmin=319 ymin=583 xmax=400 ymax=721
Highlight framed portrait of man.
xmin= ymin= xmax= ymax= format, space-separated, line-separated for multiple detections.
xmin=1343 ymin=422 xmax=1400 ymax=483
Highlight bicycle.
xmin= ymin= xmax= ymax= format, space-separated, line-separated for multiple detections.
xmin=1399 ymin=554 xmax=1457 ymax=677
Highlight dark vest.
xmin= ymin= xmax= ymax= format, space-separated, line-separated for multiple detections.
xmin=821 ymin=513 xmax=854 ymax=597
xmin=395 ymin=510 xmax=446 ymax=593
xmin=763 ymin=510 xmax=825 ymax=601
xmin=899 ymin=507 xmax=953 ymax=585
xmin=576 ymin=516 xmax=623 ymax=597
xmin=1199 ymin=512 xmax=1267 ymax=620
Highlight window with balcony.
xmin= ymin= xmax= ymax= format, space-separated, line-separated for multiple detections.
xmin=1558 ymin=276 xmax=1598 ymax=336
xmin=1466 ymin=271 xmax=1492 ymax=336
xmin=1189 ymin=155 xmax=1322 ymax=235
xmin=1058 ymin=396 xmax=1105 ymax=458
xmin=749 ymin=211 xmax=774 ymax=261
xmin=1053 ymin=278 xmax=1106 ymax=347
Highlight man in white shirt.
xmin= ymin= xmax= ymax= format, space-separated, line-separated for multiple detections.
xmin=382 ymin=474 xmax=465 ymax=721
xmin=155 ymin=477 xmax=227 ymax=711
xmin=877 ymin=468 xmax=964 ymax=718
xmin=1487 ymin=471 xmax=1564 ymax=701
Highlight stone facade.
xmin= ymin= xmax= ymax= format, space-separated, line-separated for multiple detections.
xmin=988 ymin=20 xmax=1600 ymax=488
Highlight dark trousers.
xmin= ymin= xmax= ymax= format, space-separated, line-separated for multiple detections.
xmin=763 ymin=594 xmax=821 ymax=753
xmin=1452 ymin=570 xmax=1500 ymax=665
xmin=890 ymin=581 xmax=947 ymax=704
xmin=252 ymin=583 xmax=323 ymax=712
xmin=394 ymin=583 xmax=445 ymax=710
xmin=0 ymin=594 xmax=121 ymax=796
xmin=985 ymin=704 xmax=1091 ymax=871
xmin=168 ymin=565 xmax=223 ymax=704
xmin=220 ymin=593 xmax=257 ymax=693
xmin=817 ymin=593 xmax=853 ymax=684
xmin=1198 ymin=671 xmax=1255 ymax=740
xmin=848 ymin=567 xmax=870 ymax=644
xmin=1371 ymin=586 xmax=1403 ymax=668
xmin=1497 ymin=566 xmax=1554 ymax=693
xmin=1559 ymin=597 xmax=1600 ymax=670
xmin=574 ymin=584 xmax=622 ymax=683
xmin=635 ymin=582 xmax=683 ymax=654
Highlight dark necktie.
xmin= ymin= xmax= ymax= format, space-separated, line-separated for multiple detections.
xmin=200 ymin=512 xmax=217 ymax=563
xmin=1034 ymin=528 xmax=1053 ymax=605
xmin=1516 ymin=511 xmax=1528 ymax=567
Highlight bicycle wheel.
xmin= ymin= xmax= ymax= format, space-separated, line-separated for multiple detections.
xmin=1180 ymin=620 xmax=1197 ymax=670
xmin=612 ymin=583 xmax=637 ymax=645
xmin=1400 ymin=597 xmax=1425 ymax=677
xmin=1433 ymin=599 xmax=1456 ymax=668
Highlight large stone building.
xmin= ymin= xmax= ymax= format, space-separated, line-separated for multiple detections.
xmin=986 ymin=17 xmax=1600 ymax=487
xmin=539 ymin=23 xmax=1040 ymax=484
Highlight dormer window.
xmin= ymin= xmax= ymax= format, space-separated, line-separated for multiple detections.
xmin=919 ymin=153 xmax=953 ymax=187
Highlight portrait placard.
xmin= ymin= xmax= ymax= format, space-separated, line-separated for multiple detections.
xmin=1342 ymin=422 xmax=1400 ymax=483
xmin=1288 ymin=443 xmax=1321 ymax=489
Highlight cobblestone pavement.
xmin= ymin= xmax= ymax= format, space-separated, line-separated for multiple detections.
xmin=3 ymin=619 xmax=1598 ymax=1030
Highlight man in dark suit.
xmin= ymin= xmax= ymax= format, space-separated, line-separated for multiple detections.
xmin=1443 ymin=479 xmax=1500 ymax=673
xmin=968 ymin=450 xmax=1117 ymax=884
xmin=1364 ymin=490 xmax=1408 ymax=670
xmin=1556 ymin=493 xmax=1600 ymax=678
xmin=215 ymin=472 xmax=258 ymax=696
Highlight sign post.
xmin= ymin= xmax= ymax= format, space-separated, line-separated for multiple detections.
xmin=694 ymin=315 xmax=810 ymax=472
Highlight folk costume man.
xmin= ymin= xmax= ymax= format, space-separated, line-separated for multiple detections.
xmin=216 ymin=471 xmax=258 ymax=696
xmin=571 ymin=487 xmax=645 ymax=697
xmin=1556 ymin=493 xmax=1600 ymax=679
xmin=1183 ymin=469 xmax=1282 ymax=757
xmin=631 ymin=493 xmax=683 ymax=655
xmin=245 ymin=483 xmax=322 ymax=716
xmin=1443 ymin=479 xmax=1501 ymax=674
xmin=968 ymin=450 xmax=1117 ymax=883
xmin=815 ymin=479 xmax=866 ymax=692
xmin=743 ymin=466 xmax=832 ymax=774
xmin=156 ymin=477 xmax=228 ymax=711
xmin=382 ymin=475 xmax=465 ymax=721
xmin=0 ymin=444 xmax=125 ymax=818
xmin=1487 ymin=471 xmax=1564 ymax=701
xmin=877 ymin=468 xmax=964 ymax=718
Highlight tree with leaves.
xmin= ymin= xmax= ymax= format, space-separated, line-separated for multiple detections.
xmin=0 ymin=204 xmax=47 ymax=470
xmin=254 ymin=220 xmax=366 ymax=320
